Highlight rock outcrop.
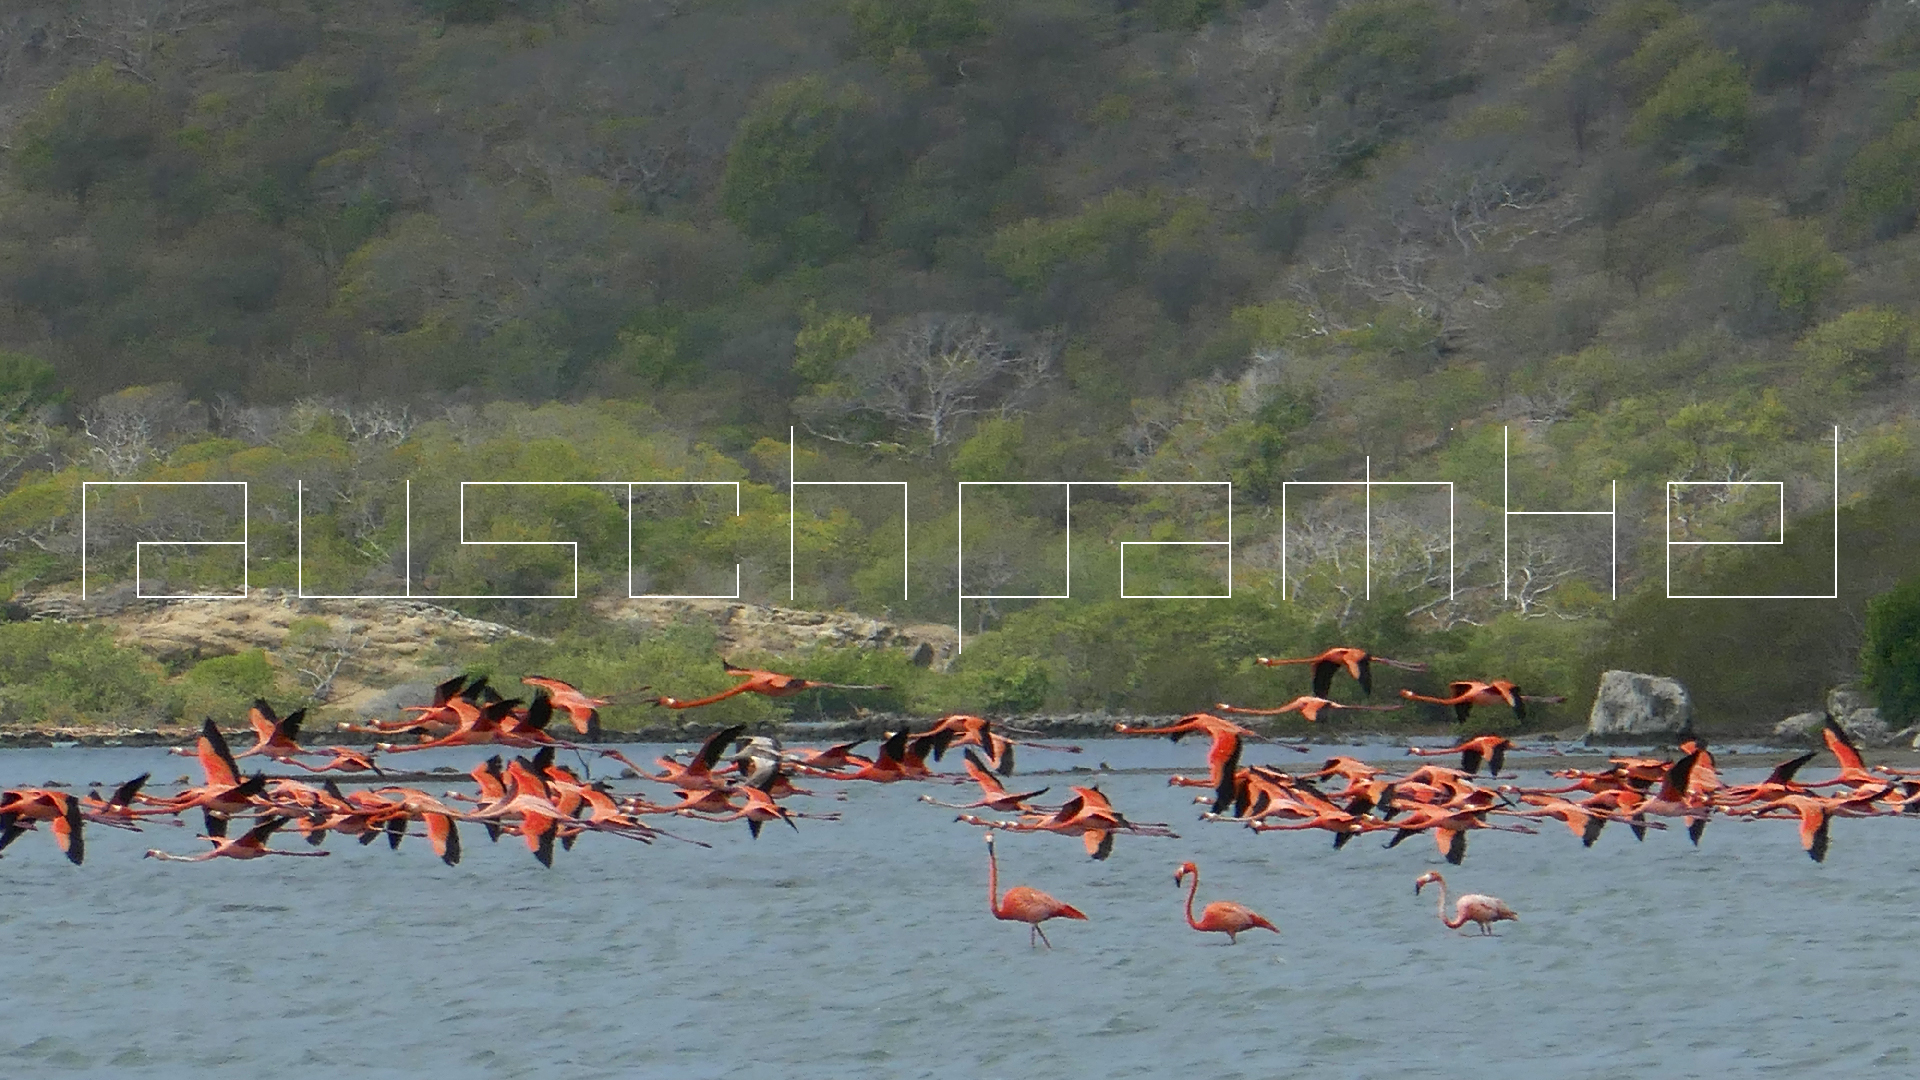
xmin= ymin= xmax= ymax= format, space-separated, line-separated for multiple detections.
xmin=16 ymin=589 xmax=536 ymax=718
xmin=10 ymin=589 xmax=958 ymax=721
xmin=1772 ymin=711 xmax=1827 ymax=741
xmin=1585 ymin=670 xmax=1694 ymax=744
xmin=1827 ymin=688 xmax=1891 ymax=745
xmin=593 ymin=597 xmax=957 ymax=671
xmin=1770 ymin=689 xmax=1904 ymax=746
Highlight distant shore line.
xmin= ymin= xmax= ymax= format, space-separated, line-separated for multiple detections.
xmin=0 ymin=715 xmax=1838 ymax=751
xmin=0 ymin=712 xmax=1514 ymax=748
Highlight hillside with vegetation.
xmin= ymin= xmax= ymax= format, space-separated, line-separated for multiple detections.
xmin=1 ymin=0 xmax=1919 ymax=734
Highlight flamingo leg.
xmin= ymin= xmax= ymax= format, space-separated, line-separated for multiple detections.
xmin=1034 ymin=923 xmax=1053 ymax=949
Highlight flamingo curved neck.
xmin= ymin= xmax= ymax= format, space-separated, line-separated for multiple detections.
xmin=987 ymin=842 xmax=1001 ymax=915
xmin=1182 ymin=870 xmax=1202 ymax=930
xmin=1429 ymin=878 xmax=1468 ymax=928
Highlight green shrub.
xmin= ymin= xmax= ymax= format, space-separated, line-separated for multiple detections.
xmin=1299 ymin=1 xmax=1457 ymax=109
xmin=173 ymin=649 xmax=284 ymax=722
xmin=954 ymin=654 xmax=1051 ymax=714
xmin=0 ymin=621 xmax=168 ymax=725
xmin=720 ymin=77 xmax=880 ymax=264
xmin=1138 ymin=0 xmax=1230 ymax=32
xmin=14 ymin=64 xmax=161 ymax=202
xmin=845 ymin=0 xmax=990 ymax=59
xmin=0 ymin=352 xmax=61 ymax=404
xmin=1626 ymin=48 xmax=1750 ymax=173
xmin=779 ymin=646 xmax=924 ymax=718
xmin=987 ymin=191 xmax=1165 ymax=291
xmin=1296 ymin=0 xmax=1469 ymax=167
xmin=1794 ymin=307 xmax=1916 ymax=390
xmin=1865 ymin=576 xmax=1920 ymax=726
xmin=1743 ymin=219 xmax=1847 ymax=329
xmin=1843 ymin=113 xmax=1920 ymax=239
xmin=465 ymin=624 xmax=782 ymax=730
xmin=793 ymin=307 xmax=874 ymax=386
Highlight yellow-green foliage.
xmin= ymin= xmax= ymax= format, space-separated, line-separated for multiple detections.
xmin=1742 ymin=219 xmax=1848 ymax=328
xmin=0 ymin=621 xmax=168 ymax=725
xmin=793 ymin=307 xmax=874 ymax=386
xmin=988 ymin=191 xmax=1167 ymax=291
xmin=1844 ymin=110 xmax=1920 ymax=237
xmin=1794 ymin=307 xmax=1917 ymax=390
xmin=174 ymin=649 xmax=284 ymax=723
xmin=1627 ymin=47 xmax=1750 ymax=168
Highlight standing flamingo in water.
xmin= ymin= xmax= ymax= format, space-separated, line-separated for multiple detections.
xmin=985 ymin=832 xmax=1087 ymax=949
xmin=1174 ymin=861 xmax=1277 ymax=944
xmin=1413 ymin=871 xmax=1517 ymax=935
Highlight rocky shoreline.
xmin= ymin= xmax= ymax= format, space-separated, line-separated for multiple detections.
xmin=0 ymin=712 xmax=1490 ymax=749
xmin=0 ymin=716 xmax=1807 ymax=751
xmin=0 ymin=672 xmax=1902 ymax=751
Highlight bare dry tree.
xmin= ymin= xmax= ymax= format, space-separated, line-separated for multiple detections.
xmin=1500 ymin=532 xmax=1601 ymax=620
xmin=799 ymin=313 xmax=1055 ymax=452
xmin=332 ymin=402 xmax=418 ymax=445
xmin=284 ymin=619 xmax=373 ymax=704
xmin=78 ymin=384 xmax=205 ymax=478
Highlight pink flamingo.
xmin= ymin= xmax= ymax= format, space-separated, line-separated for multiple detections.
xmin=1174 ymin=861 xmax=1278 ymax=944
xmin=985 ymin=832 xmax=1087 ymax=949
xmin=1413 ymin=871 xmax=1517 ymax=935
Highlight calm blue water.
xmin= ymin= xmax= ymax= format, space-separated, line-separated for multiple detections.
xmin=3 ymin=740 xmax=1915 ymax=1078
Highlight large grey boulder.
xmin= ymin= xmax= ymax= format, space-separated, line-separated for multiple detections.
xmin=1828 ymin=688 xmax=1892 ymax=745
xmin=1772 ymin=711 xmax=1827 ymax=741
xmin=1586 ymin=670 xmax=1693 ymax=744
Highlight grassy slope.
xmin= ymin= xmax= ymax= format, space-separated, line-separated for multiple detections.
xmin=0 ymin=0 xmax=1918 ymax=731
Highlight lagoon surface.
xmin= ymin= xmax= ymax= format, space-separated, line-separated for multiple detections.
xmin=3 ymin=740 xmax=1917 ymax=1078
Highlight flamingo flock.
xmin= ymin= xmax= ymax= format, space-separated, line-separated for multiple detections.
xmin=0 ymin=645 xmax=1904 ymax=949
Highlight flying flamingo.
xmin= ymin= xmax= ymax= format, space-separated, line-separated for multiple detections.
xmin=521 ymin=675 xmax=644 ymax=738
xmin=231 ymin=701 xmax=313 ymax=761
xmin=1715 ymin=752 xmax=1818 ymax=807
xmin=146 ymin=718 xmax=269 ymax=837
xmin=1814 ymin=717 xmax=1877 ymax=788
xmin=686 ymin=786 xmax=841 ymax=838
xmin=1113 ymin=714 xmax=1259 ymax=802
xmin=984 ymin=831 xmax=1087 ymax=949
xmin=918 ymin=750 xmax=1050 ymax=811
xmin=81 ymin=773 xmax=159 ymax=829
xmin=286 ymin=746 xmax=386 ymax=776
xmin=1216 ymin=696 xmax=1404 ymax=723
xmin=0 ymin=788 xmax=87 ymax=864
xmin=1256 ymin=647 xmax=1428 ymax=697
xmin=342 ymin=674 xmax=482 ymax=735
xmin=911 ymin=714 xmax=1082 ymax=776
xmin=1174 ymin=861 xmax=1277 ymax=944
xmin=1407 ymin=734 xmax=1517 ymax=776
xmin=648 ymin=661 xmax=889 ymax=709
xmin=1413 ymin=871 xmax=1517 ymax=935
xmin=1401 ymin=680 xmax=1567 ymax=722
xmin=1637 ymin=750 xmax=1714 ymax=844
xmin=144 ymin=816 xmax=333 ymax=863
xmin=1728 ymin=793 xmax=1838 ymax=862
xmin=780 ymin=739 xmax=869 ymax=774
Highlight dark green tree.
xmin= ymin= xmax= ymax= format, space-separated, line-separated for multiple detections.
xmin=13 ymin=65 xmax=161 ymax=203
xmin=720 ymin=77 xmax=897 ymax=264
xmin=1865 ymin=576 xmax=1920 ymax=726
xmin=845 ymin=0 xmax=990 ymax=60
xmin=1297 ymin=0 xmax=1470 ymax=170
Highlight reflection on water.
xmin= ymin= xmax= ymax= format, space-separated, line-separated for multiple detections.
xmin=3 ymin=742 xmax=1916 ymax=1078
